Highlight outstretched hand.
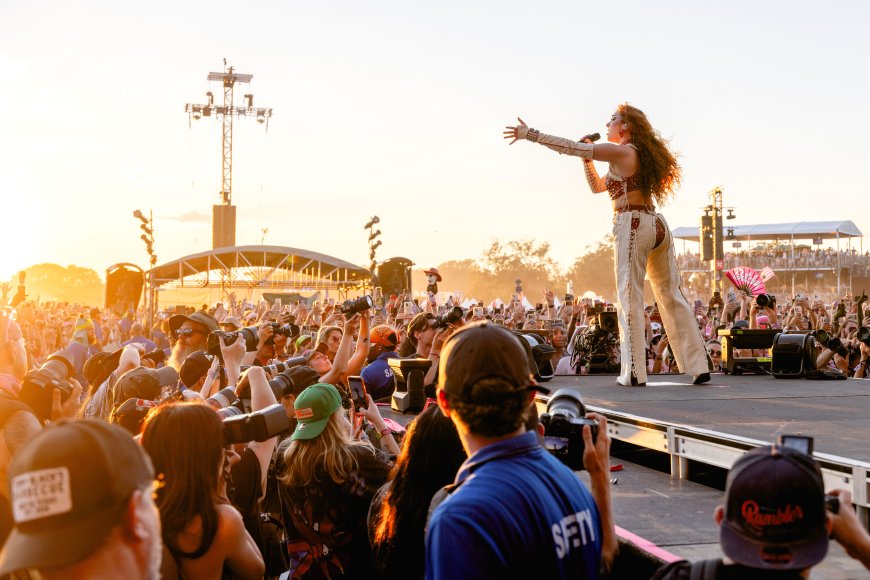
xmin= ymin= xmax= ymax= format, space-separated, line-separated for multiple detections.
xmin=503 ymin=117 xmax=528 ymax=145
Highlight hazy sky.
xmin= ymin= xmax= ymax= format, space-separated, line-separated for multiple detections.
xmin=2 ymin=0 xmax=868 ymax=282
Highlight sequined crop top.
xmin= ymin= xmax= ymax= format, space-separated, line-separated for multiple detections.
xmin=605 ymin=169 xmax=643 ymax=200
xmin=604 ymin=142 xmax=643 ymax=200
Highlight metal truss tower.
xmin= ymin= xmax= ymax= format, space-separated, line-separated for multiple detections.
xmin=185 ymin=60 xmax=272 ymax=248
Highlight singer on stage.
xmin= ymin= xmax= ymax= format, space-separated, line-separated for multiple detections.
xmin=504 ymin=104 xmax=710 ymax=386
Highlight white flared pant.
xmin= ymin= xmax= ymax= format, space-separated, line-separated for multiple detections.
xmin=612 ymin=211 xmax=709 ymax=384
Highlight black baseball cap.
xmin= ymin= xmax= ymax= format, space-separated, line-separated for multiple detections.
xmin=0 ymin=420 xmax=154 ymax=574
xmin=720 ymin=445 xmax=828 ymax=570
xmin=437 ymin=321 xmax=543 ymax=401
xmin=179 ymin=350 xmax=215 ymax=388
xmin=113 ymin=366 xmax=179 ymax=405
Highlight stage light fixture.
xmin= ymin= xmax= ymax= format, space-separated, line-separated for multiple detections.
xmin=727 ymin=209 xmax=736 ymax=220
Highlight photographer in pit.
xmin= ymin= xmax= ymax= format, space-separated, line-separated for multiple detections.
xmin=306 ymin=311 xmax=370 ymax=388
xmin=653 ymin=441 xmax=870 ymax=578
xmin=167 ymin=311 xmax=219 ymax=371
xmin=138 ymin=331 xmax=282 ymax=577
xmin=82 ymin=344 xmax=143 ymax=419
xmin=141 ymin=402 xmax=265 ymax=579
xmin=427 ymin=321 xmax=611 ymax=579
xmin=397 ymin=312 xmax=451 ymax=391
xmin=814 ymin=324 xmax=870 ymax=378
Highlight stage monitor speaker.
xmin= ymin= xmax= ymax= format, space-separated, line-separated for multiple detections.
xmin=515 ymin=332 xmax=555 ymax=382
xmin=105 ymin=263 xmax=145 ymax=315
xmin=718 ymin=328 xmax=779 ymax=374
xmin=771 ymin=332 xmax=815 ymax=378
xmin=390 ymin=357 xmax=431 ymax=414
xmin=377 ymin=257 xmax=413 ymax=298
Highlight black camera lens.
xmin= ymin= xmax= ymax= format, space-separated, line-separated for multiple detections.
xmin=141 ymin=349 xmax=167 ymax=365
xmin=19 ymin=348 xmax=77 ymax=421
xmin=827 ymin=338 xmax=849 ymax=358
xmin=207 ymin=326 xmax=260 ymax=358
xmin=435 ymin=306 xmax=464 ymax=329
xmin=339 ymin=295 xmax=374 ymax=316
xmin=267 ymin=372 xmax=294 ymax=399
xmin=264 ymin=323 xmax=300 ymax=344
xmin=755 ymin=293 xmax=776 ymax=308
xmin=812 ymin=329 xmax=830 ymax=346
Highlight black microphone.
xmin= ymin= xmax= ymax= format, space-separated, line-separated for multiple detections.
xmin=579 ymin=133 xmax=600 ymax=142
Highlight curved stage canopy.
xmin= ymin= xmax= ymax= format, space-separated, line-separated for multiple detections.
xmin=150 ymin=245 xmax=370 ymax=291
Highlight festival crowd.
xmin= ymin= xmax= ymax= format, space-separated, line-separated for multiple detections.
xmin=1 ymin=271 xmax=870 ymax=579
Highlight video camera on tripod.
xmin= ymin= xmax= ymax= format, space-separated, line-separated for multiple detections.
xmin=570 ymin=311 xmax=619 ymax=374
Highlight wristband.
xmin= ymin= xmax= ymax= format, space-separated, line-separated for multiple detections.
xmin=375 ymin=427 xmax=392 ymax=440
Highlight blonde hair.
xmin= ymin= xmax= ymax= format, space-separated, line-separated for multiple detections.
xmin=280 ymin=409 xmax=374 ymax=487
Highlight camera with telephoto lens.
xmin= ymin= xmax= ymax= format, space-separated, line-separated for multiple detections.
xmin=435 ymin=306 xmax=464 ymax=329
xmin=141 ymin=348 xmax=167 ymax=365
xmin=812 ymin=329 xmax=849 ymax=358
xmin=539 ymin=389 xmax=598 ymax=471
xmin=264 ymin=322 xmax=300 ymax=345
xmin=263 ymin=361 xmax=293 ymax=376
xmin=222 ymin=403 xmax=291 ymax=444
xmin=207 ymin=326 xmax=260 ymax=360
xmin=266 ymin=371 xmax=294 ymax=399
xmin=755 ymin=293 xmax=776 ymax=308
xmin=19 ymin=348 xmax=77 ymax=422
xmin=339 ymin=295 xmax=374 ymax=316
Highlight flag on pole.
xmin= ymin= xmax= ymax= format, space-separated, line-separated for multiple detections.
xmin=760 ymin=267 xmax=775 ymax=282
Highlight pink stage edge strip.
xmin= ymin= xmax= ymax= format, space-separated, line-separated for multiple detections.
xmin=615 ymin=526 xmax=683 ymax=563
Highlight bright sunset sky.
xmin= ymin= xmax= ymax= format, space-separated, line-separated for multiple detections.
xmin=1 ymin=0 xmax=868 ymax=281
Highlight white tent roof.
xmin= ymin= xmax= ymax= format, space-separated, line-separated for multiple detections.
xmin=672 ymin=220 xmax=862 ymax=242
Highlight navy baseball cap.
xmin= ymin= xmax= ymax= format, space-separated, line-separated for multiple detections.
xmin=720 ymin=445 xmax=828 ymax=570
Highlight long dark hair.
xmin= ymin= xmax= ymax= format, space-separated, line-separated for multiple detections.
xmin=141 ymin=402 xmax=224 ymax=559
xmin=372 ymin=405 xmax=466 ymax=561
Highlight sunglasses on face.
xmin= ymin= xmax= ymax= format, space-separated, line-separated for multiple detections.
xmin=175 ymin=328 xmax=203 ymax=339
xmin=709 ymin=350 xmax=722 ymax=356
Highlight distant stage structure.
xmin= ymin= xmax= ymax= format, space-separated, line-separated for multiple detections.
xmin=150 ymin=245 xmax=370 ymax=306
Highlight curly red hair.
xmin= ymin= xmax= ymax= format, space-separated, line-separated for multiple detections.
xmin=618 ymin=103 xmax=681 ymax=206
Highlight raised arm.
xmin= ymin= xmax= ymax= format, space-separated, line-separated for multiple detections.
xmin=504 ymin=117 xmax=634 ymax=164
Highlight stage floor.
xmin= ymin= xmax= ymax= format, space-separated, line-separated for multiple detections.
xmin=544 ymin=372 xmax=870 ymax=463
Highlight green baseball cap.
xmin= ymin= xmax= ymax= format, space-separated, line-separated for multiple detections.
xmin=291 ymin=383 xmax=342 ymax=441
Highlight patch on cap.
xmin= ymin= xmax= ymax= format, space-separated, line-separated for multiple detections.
xmin=12 ymin=467 xmax=73 ymax=523
xmin=295 ymin=407 xmax=314 ymax=420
